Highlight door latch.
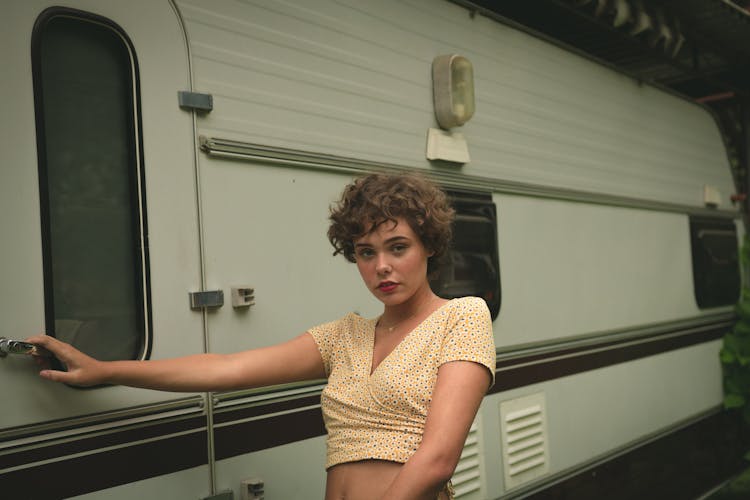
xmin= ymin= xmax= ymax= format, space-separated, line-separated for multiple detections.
xmin=231 ymin=286 xmax=255 ymax=308
xmin=0 ymin=337 xmax=52 ymax=358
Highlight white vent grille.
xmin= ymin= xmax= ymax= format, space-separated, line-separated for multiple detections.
xmin=452 ymin=416 xmax=484 ymax=499
xmin=499 ymin=393 xmax=550 ymax=490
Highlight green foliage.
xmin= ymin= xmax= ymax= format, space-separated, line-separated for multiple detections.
xmin=722 ymin=235 xmax=750 ymax=425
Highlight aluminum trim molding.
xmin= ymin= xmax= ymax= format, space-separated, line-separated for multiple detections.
xmin=199 ymin=137 xmax=739 ymax=219
xmin=0 ymin=396 xmax=204 ymax=445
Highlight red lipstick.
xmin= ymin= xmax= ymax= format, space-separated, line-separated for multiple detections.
xmin=378 ymin=281 xmax=398 ymax=292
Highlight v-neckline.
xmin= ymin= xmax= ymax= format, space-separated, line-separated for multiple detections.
xmin=368 ymin=299 xmax=453 ymax=376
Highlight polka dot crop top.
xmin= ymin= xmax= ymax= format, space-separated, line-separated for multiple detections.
xmin=307 ymin=296 xmax=496 ymax=469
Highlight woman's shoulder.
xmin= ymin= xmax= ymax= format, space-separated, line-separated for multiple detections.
xmin=446 ymin=295 xmax=490 ymax=314
xmin=309 ymin=311 xmax=371 ymax=336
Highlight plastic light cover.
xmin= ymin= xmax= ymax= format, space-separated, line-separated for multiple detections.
xmin=432 ymin=54 xmax=475 ymax=129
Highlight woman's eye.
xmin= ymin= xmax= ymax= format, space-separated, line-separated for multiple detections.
xmin=391 ymin=244 xmax=407 ymax=253
xmin=357 ymin=248 xmax=374 ymax=258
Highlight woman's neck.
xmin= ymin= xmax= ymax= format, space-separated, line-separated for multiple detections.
xmin=381 ymin=284 xmax=440 ymax=324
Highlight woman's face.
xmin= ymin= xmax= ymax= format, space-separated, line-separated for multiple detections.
xmin=353 ymin=217 xmax=433 ymax=307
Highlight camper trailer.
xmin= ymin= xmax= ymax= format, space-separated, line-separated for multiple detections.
xmin=1 ymin=0 xmax=742 ymax=498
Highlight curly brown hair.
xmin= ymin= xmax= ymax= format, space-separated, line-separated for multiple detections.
xmin=327 ymin=172 xmax=455 ymax=273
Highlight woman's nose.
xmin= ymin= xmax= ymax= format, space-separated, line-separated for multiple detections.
xmin=376 ymin=256 xmax=392 ymax=275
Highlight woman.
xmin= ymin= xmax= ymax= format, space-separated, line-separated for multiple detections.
xmin=27 ymin=173 xmax=496 ymax=500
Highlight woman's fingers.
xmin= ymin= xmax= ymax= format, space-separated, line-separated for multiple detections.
xmin=24 ymin=334 xmax=101 ymax=386
xmin=39 ymin=367 xmax=75 ymax=384
xmin=26 ymin=335 xmax=81 ymax=369
xmin=25 ymin=334 xmax=65 ymax=356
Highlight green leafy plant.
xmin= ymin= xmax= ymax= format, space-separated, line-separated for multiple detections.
xmin=721 ymin=234 xmax=750 ymax=424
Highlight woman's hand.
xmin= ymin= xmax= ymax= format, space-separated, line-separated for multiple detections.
xmin=25 ymin=335 xmax=108 ymax=387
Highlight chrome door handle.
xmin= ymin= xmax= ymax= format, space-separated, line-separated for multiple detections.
xmin=0 ymin=337 xmax=52 ymax=358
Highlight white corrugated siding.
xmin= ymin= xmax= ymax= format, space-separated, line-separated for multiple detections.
xmin=176 ymin=0 xmax=734 ymax=207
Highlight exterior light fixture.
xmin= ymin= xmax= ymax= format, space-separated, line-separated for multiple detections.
xmin=432 ymin=54 xmax=475 ymax=129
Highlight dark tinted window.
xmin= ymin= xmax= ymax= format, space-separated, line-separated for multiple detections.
xmin=430 ymin=191 xmax=501 ymax=319
xmin=33 ymin=11 xmax=149 ymax=361
xmin=689 ymin=216 xmax=740 ymax=309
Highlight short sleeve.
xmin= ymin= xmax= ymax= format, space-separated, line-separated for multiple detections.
xmin=307 ymin=317 xmax=344 ymax=377
xmin=439 ymin=297 xmax=497 ymax=388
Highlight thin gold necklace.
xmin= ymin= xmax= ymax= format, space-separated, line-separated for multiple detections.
xmin=378 ymin=297 xmax=437 ymax=333
xmin=379 ymin=317 xmax=410 ymax=333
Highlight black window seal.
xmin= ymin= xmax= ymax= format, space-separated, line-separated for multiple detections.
xmin=433 ymin=189 xmax=502 ymax=320
xmin=31 ymin=6 xmax=153 ymax=362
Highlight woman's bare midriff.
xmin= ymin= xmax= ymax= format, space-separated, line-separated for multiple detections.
xmin=324 ymin=460 xmax=449 ymax=500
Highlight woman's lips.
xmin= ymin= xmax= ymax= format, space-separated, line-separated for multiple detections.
xmin=378 ymin=281 xmax=398 ymax=292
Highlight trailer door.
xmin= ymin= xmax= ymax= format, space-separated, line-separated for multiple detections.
xmin=1 ymin=2 xmax=210 ymax=498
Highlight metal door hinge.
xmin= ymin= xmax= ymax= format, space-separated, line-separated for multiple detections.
xmin=178 ymin=90 xmax=213 ymax=112
xmin=189 ymin=290 xmax=224 ymax=310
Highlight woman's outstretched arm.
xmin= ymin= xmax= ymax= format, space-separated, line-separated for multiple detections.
xmin=25 ymin=333 xmax=326 ymax=391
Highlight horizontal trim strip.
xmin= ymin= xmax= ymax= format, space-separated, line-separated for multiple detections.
xmin=0 ymin=395 xmax=203 ymax=444
xmin=213 ymin=394 xmax=322 ymax=425
xmin=489 ymin=319 xmax=732 ymax=394
xmin=0 ymin=414 xmax=206 ymax=470
xmin=495 ymin=312 xmax=733 ymax=360
xmin=213 ymin=381 xmax=327 ymax=410
xmin=199 ymin=136 xmax=739 ymax=219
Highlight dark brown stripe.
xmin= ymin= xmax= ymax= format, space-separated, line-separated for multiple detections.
xmin=489 ymin=323 xmax=726 ymax=394
xmin=212 ymin=394 xmax=321 ymax=425
xmin=2 ymin=430 xmax=207 ymax=500
xmin=0 ymin=414 xmax=206 ymax=469
xmin=214 ymin=406 xmax=326 ymax=460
